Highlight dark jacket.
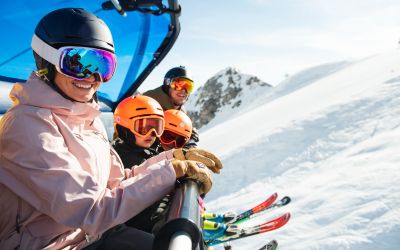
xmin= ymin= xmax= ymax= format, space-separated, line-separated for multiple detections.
xmin=143 ymin=86 xmax=181 ymax=111
xmin=111 ymin=125 xmax=164 ymax=233
xmin=111 ymin=125 xmax=162 ymax=169
xmin=112 ymin=138 xmax=160 ymax=168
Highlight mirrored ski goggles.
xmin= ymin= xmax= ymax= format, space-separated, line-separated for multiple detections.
xmin=160 ymin=129 xmax=189 ymax=148
xmin=115 ymin=115 xmax=164 ymax=137
xmin=31 ymin=34 xmax=116 ymax=82
xmin=170 ymin=78 xmax=194 ymax=93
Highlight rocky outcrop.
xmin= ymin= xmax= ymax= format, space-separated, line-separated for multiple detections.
xmin=186 ymin=67 xmax=271 ymax=129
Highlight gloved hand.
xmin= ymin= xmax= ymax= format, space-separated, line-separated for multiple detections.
xmin=171 ymin=159 xmax=212 ymax=194
xmin=173 ymin=148 xmax=223 ymax=174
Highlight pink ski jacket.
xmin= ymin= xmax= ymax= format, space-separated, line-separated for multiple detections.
xmin=0 ymin=73 xmax=177 ymax=249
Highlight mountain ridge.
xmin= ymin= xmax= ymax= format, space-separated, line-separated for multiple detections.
xmin=187 ymin=61 xmax=352 ymax=132
xmin=186 ymin=67 xmax=272 ymax=130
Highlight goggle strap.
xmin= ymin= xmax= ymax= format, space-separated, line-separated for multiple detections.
xmin=31 ymin=34 xmax=60 ymax=66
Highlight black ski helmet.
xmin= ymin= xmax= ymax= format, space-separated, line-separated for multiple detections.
xmin=32 ymin=8 xmax=114 ymax=79
xmin=163 ymin=66 xmax=193 ymax=86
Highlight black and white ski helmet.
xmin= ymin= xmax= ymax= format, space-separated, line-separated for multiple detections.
xmin=163 ymin=66 xmax=193 ymax=86
xmin=32 ymin=8 xmax=114 ymax=73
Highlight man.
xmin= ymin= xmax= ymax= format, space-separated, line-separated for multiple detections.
xmin=143 ymin=66 xmax=199 ymax=146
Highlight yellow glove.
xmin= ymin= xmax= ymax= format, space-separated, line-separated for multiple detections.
xmin=173 ymin=148 xmax=223 ymax=174
xmin=171 ymin=159 xmax=213 ymax=194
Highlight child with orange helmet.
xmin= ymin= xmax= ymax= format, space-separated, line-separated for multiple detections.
xmin=160 ymin=109 xmax=193 ymax=150
xmin=112 ymin=95 xmax=165 ymax=168
xmin=112 ymin=95 xmax=169 ymax=233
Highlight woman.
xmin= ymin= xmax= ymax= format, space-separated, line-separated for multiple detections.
xmin=0 ymin=8 xmax=220 ymax=250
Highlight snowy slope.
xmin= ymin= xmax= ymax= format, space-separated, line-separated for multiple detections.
xmin=200 ymin=50 xmax=400 ymax=249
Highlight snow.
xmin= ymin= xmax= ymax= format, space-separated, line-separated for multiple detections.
xmin=199 ymin=50 xmax=400 ymax=249
xmin=1 ymin=48 xmax=399 ymax=249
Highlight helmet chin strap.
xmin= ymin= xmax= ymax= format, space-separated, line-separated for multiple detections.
xmin=34 ymin=54 xmax=86 ymax=103
xmin=37 ymin=67 xmax=98 ymax=104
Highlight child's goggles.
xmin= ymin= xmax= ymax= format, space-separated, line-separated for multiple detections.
xmin=114 ymin=115 xmax=164 ymax=138
xmin=170 ymin=78 xmax=194 ymax=93
xmin=160 ymin=129 xmax=189 ymax=148
xmin=31 ymin=34 xmax=116 ymax=82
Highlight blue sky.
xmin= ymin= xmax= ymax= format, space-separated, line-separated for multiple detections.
xmin=139 ymin=0 xmax=400 ymax=92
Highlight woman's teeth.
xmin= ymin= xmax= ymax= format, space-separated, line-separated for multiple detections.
xmin=73 ymin=83 xmax=92 ymax=89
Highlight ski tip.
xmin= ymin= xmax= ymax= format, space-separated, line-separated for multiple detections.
xmin=258 ymin=239 xmax=278 ymax=250
xmin=272 ymin=212 xmax=291 ymax=227
xmin=270 ymin=192 xmax=278 ymax=200
xmin=281 ymin=196 xmax=291 ymax=204
xmin=281 ymin=212 xmax=291 ymax=226
xmin=270 ymin=239 xmax=278 ymax=249
xmin=284 ymin=211 xmax=291 ymax=220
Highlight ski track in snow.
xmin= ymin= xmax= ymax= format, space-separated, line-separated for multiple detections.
xmin=201 ymin=51 xmax=400 ymax=249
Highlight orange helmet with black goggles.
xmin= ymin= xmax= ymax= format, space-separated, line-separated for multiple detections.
xmin=160 ymin=110 xmax=192 ymax=148
xmin=31 ymin=34 xmax=116 ymax=82
xmin=170 ymin=77 xmax=194 ymax=93
xmin=114 ymin=96 xmax=165 ymax=138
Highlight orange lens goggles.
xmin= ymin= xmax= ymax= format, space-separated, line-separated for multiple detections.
xmin=132 ymin=118 xmax=164 ymax=137
xmin=160 ymin=130 xmax=189 ymax=148
xmin=170 ymin=78 xmax=194 ymax=93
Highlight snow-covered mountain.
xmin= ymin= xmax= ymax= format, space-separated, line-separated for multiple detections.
xmin=186 ymin=62 xmax=354 ymax=132
xmin=185 ymin=67 xmax=272 ymax=130
xmin=200 ymin=50 xmax=400 ymax=249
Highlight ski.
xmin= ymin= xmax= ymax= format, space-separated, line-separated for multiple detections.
xmin=203 ymin=194 xmax=291 ymax=243
xmin=258 ymin=239 xmax=278 ymax=250
xmin=233 ymin=192 xmax=278 ymax=223
xmin=206 ymin=212 xmax=290 ymax=246
xmin=203 ymin=192 xmax=278 ymax=225
xmin=234 ymin=196 xmax=291 ymax=224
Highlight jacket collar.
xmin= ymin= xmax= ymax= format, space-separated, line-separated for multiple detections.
xmin=9 ymin=72 xmax=101 ymax=121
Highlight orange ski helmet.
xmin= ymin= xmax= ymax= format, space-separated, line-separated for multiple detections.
xmin=160 ymin=109 xmax=192 ymax=148
xmin=114 ymin=95 xmax=164 ymax=137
